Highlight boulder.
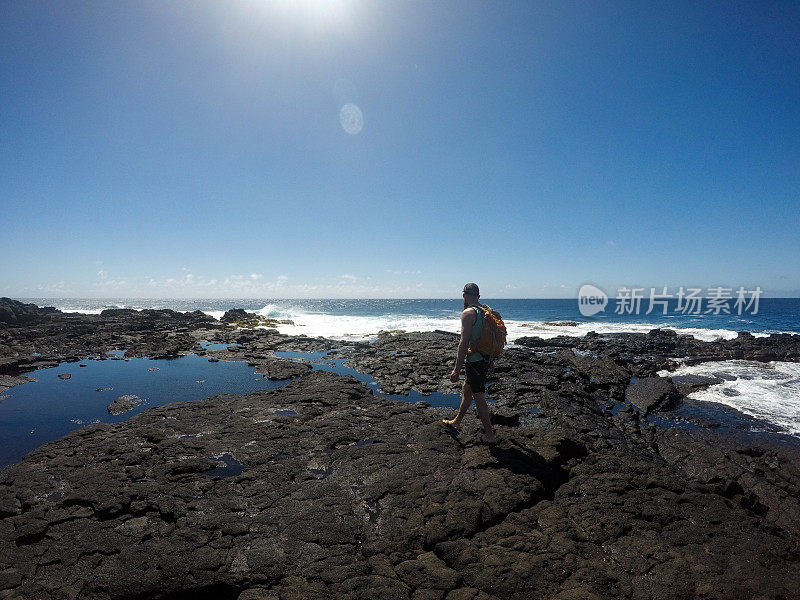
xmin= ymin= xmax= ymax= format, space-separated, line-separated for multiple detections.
xmin=625 ymin=377 xmax=681 ymax=414
xmin=107 ymin=394 xmax=142 ymax=415
xmin=221 ymin=308 xmax=251 ymax=323
xmin=669 ymin=374 xmax=724 ymax=396
xmin=0 ymin=298 xmax=58 ymax=325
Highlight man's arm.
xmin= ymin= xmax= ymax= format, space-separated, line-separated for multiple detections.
xmin=450 ymin=308 xmax=477 ymax=382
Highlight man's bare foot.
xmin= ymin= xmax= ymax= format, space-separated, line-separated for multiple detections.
xmin=480 ymin=432 xmax=497 ymax=445
xmin=442 ymin=418 xmax=461 ymax=431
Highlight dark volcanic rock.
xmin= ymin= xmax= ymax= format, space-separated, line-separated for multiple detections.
xmin=516 ymin=328 xmax=800 ymax=372
xmin=221 ymin=308 xmax=250 ymax=323
xmin=99 ymin=308 xmax=138 ymax=318
xmin=0 ymin=301 xmax=346 ymax=391
xmin=220 ymin=309 xmax=296 ymax=329
xmin=107 ymin=394 xmax=143 ymax=415
xmin=668 ymin=373 xmax=725 ymax=396
xmin=0 ymin=298 xmax=58 ymax=325
xmin=625 ymin=376 xmax=681 ymax=414
xmin=0 ymin=375 xmax=34 ymax=393
xmin=0 ymin=303 xmax=224 ymax=385
xmin=2 ymin=313 xmax=800 ymax=599
xmin=342 ymin=331 xmax=463 ymax=395
xmin=252 ymin=354 xmax=312 ymax=380
xmin=1 ymin=371 xmax=799 ymax=600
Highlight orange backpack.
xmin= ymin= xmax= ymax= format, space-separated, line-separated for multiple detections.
xmin=469 ymin=305 xmax=507 ymax=358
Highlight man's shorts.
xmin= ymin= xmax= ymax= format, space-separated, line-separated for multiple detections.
xmin=465 ymin=358 xmax=489 ymax=394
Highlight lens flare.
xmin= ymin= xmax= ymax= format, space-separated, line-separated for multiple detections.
xmin=339 ymin=103 xmax=363 ymax=135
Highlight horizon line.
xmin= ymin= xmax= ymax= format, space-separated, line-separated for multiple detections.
xmin=6 ymin=295 xmax=800 ymax=302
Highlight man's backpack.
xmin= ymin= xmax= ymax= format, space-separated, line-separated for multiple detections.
xmin=469 ymin=304 xmax=507 ymax=358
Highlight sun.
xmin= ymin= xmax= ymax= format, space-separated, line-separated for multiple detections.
xmin=273 ymin=0 xmax=354 ymax=31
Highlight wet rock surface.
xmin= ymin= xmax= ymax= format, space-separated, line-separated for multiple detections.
xmin=516 ymin=328 xmax=800 ymax=372
xmin=107 ymin=394 xmax=143 ymax=416
xmin=0 ymin=374 xmax=34 ymax=394
xmin=0 ymin=369 xmax=798 ymax=599
xmin=0 ymin=299 xmax=59 ymax=325
xmin=624 ymin=377 xmax=681 ymax=414
xmin=337 ymin=330 xmax=463 ymax=395
xmin=0 ymin=298 xmax=219 ymax=376
xmin=220 ymin=309 xmax=295 ymax=329
xmin=0 ymin=298 xmax=346 ymax=389
xmin=1 ymin=301 xmax=799 ymax=599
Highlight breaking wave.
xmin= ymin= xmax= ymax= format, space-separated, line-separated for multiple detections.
xmin=659 ymin=360 xmax=800 ymax=435
xmin=245 ymin=303 xmax=771 ymax=343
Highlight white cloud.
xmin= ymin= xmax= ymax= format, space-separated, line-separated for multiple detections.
xmin=385 ymin=269 xmax=422 ymax=276
xmin=91 ymin=269 xmax=129 ymax=290
xmin=95 ymin=278 xmax=128 ymax=289
xmin=67 ymin=269 xmax=450 ymax=299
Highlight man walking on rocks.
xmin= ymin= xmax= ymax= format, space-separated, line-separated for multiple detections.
xmin=443 ymin=283 xmax=497 ymax=444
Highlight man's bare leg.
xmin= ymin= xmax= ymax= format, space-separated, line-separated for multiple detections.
xmin=442 ymin=381 xmax=474 ymax=430
xmin=473 ymin=393 xmax=496 ymax=443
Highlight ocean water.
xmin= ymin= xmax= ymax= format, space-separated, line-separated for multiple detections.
xmin=658 ymin=360 xmax=800 ymax=436
xmin=19 ymin=297 xmax=800 ymax=342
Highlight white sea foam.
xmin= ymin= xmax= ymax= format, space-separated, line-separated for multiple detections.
xmin=52 ymin=306 xmax=105 ymax=315
xmin=32 ymin=300 xmax=795 ymax=343
xmin=256 ymin=304 xmax=297 ymax=320
xmin=658 ymin=360 xmax=800 ymax=435
xmin=246 ymin=304 xmax=761 ymax=343
xmin=202 ymin=310 xmax=227 ymax=321
xmin=50 ymin=301 xmax=140 ymax=315
xmin=267 ymin=310 xmax=461 ymax=340
xmin=509 ymin=321 xmax=749 ymax=342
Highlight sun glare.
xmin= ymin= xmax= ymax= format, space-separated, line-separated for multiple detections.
xmin=273 ymin=0 xmax=354 ymax=31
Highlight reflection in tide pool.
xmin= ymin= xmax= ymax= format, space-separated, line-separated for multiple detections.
xmin=0 ymin=353 xmax=289 ymax=469
xmin=200 ymin=341 xmax=242 ymax=352
xmin=274 ymin=350 xmax=464 ymax=409
xmin=1 ymin=346 xmax=468 ymax=471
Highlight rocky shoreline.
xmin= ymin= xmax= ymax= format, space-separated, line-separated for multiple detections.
xmin=1 ymin=298 xmax=799 ymax=599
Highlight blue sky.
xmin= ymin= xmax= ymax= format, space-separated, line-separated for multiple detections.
xmin=2 ymin=1 xmax=798 ymax=298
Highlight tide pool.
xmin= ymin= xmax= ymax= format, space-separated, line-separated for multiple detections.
xmin=0 ymin=352 xmax=289 ymax=469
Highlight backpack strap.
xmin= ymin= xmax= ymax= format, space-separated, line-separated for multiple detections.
xmin=467 ymin=305 xmax=484 ymax=357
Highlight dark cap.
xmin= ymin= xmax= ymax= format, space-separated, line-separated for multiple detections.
xmin=462 ymin=283 xmax=480 ymax=296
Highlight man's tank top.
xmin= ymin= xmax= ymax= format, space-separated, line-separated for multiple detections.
xmin=467 ymin=306 xmax=484 ymax=362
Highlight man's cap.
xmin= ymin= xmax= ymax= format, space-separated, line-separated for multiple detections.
xmin=463 ymin=283 xmax=480 ymax=296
